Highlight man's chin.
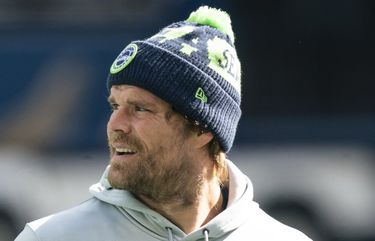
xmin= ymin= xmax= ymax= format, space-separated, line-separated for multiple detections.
xmin=107 ymin=165 xmax=127 ymax=189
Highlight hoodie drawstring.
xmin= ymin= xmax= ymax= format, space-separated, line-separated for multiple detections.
xmin=166 ymin=227 xmax=209 ymax=241
xmin=166 ymin=227 xmax=173 ymax=241
xmin=203 ymin=229 xmax=209 ymax=241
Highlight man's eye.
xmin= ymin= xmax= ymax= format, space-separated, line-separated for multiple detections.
xmin=110 ymin=104 xmax=119 ymax=111
xmin=135 ymin=106 xmax=149 ymax=112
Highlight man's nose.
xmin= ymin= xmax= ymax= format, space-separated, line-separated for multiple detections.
xmin=107 ymin=108 xmax=131 ymax=134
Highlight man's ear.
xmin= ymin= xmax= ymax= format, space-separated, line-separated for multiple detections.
xmin=194 ymin=131 xmax=214 ymax=149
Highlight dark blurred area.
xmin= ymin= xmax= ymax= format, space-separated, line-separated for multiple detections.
xmin=0 ymin=1 xmax=374 ymax=241
xmin=1 ymin=0 xmax=374 ymax=151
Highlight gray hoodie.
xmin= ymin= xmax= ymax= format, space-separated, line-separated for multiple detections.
xmin=15 ymin=160 xmax=312 ymax=241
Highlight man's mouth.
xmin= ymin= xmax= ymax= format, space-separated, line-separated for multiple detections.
xmin=115 ymin=148 xmax=137 ymax=156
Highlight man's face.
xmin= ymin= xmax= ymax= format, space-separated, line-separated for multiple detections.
xmin=107 ymin=85 xmax=202 ymax=204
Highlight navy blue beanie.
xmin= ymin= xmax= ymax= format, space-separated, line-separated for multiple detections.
xmin=107 ymin=6 xmax=242 ymax=152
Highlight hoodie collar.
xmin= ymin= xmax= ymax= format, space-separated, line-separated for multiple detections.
xmin=89 ymin=159 xmax=257 ymax=240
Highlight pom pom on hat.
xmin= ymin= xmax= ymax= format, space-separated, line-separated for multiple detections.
xmin=186 ymin=6 xmax=235 ymax=43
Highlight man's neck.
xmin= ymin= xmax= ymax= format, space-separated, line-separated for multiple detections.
xmin=138 ymin=176 xmax=224 ymax=234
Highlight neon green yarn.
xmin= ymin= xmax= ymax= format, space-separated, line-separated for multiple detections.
xmin=186 ymin=6 xmax=235 ymax=43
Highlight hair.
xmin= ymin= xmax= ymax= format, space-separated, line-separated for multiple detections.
xmin=207 ymin=138 xmax=229 ymax=187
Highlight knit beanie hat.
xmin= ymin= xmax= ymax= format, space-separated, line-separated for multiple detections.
xmin=107 ymin=6 xmax=241 ymax=152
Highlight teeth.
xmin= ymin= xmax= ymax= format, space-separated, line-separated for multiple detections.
xmin=115 ymin=148 xmax=135 ymax=154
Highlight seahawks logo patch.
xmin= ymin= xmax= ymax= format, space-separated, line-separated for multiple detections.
xmin=110 ymin=43 xmax=138 ymax=74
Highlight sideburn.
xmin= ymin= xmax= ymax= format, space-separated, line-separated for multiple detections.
xmin=166 ymin=107 xmax=229 ymax=185
xmin=164 ymin=108 xmax=193 ymax=138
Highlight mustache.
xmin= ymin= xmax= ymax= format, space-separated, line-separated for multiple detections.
xmin=108 ymin=131 xmax=144 ymax=152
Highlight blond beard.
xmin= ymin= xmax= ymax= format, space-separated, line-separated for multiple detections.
xmin=107 ymin=131 xmax=203 ymax=206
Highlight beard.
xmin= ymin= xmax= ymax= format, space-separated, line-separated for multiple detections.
xmin=107 ymin=131 xmax=203 ymax=206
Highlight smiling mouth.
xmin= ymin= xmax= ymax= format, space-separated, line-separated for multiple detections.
xmin=115 ymin=148 xmax=137 ymax=156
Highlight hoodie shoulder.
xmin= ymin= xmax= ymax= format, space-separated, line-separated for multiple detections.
xmin=15 ymin=198 xmax=127 ymax=241
xmin=238 ymin=205 xmax=312 ymax=241
xmin=15 ymin=225 xmax=40 ymax=241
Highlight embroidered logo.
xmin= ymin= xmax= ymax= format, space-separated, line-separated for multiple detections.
xmin=195 ymin=87 xmax=208 ymax=103
xmin=207 ymin=37 xmax=241 ymax=93
xmin=110 ymin=43 xmax=138 ymax=74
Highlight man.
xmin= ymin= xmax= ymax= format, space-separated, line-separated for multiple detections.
xmin=16 ymin=6 xmax=311 ymax=241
